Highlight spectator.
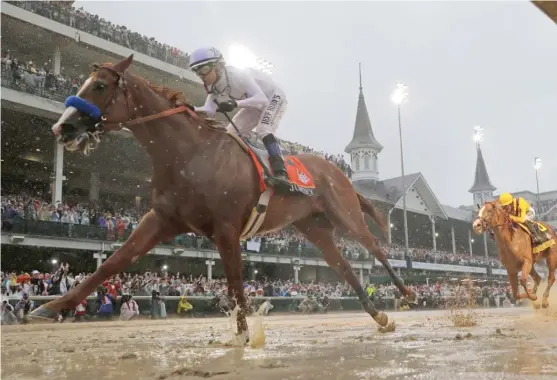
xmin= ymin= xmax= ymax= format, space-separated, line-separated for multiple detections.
xmin=119 ymin=294 xmax=140 ymax=321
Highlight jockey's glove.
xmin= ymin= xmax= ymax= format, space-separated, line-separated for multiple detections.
xmin=216 ymin=99 xmax=237 ymax=113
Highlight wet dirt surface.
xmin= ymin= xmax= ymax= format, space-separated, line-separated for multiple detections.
xmin=2 ymin=307 xmax=557 ymax=380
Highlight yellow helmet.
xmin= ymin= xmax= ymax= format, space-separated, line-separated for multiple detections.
xmin=499 ymin=192 xmax=514 ymax=206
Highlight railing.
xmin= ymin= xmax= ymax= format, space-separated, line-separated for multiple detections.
xmin=6 ymin=295 xmax=513 ymax=317
xmin=1 ymin=68 xmax=75 ymax=103
xmin=3 ymin=218 xmax=325 ymax=259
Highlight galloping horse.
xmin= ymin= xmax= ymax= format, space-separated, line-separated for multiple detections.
xmin=30 ymin=55 xmax=416 ymax=338
xmin=473 ymin=201 xmax=557 ymax=308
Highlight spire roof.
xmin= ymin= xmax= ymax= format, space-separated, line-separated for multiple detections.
xmin=344 ymin=63 xmax=383 ymax=153
xmin=469 ymin=145 xmax=496 ymax=193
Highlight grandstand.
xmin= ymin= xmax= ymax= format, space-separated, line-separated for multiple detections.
xmin=1 ymin=1 xmax=552 ymax=286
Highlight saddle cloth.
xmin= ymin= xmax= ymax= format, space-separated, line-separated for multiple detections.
xmin=229 ymin=133 xmax=315 ymax=195
xmin=516 ymin=221 xmax=556 ymax=254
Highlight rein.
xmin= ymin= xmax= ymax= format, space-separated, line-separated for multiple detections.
xmin=103 ymin=105 xmax=198 ymax=130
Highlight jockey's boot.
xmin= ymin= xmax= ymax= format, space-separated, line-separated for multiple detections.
xmin=262 ymin=134 xmax=292 ymax=189
xmin=525 ymin=220 xmax=545 ymax=244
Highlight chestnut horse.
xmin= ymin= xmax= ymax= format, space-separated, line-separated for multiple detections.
xmin=30 ymin=55 xmax=416 ymax=338
xmin=473 ymin=201 xmax=557 ymax=308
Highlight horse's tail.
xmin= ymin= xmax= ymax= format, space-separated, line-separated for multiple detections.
xmin=357 ymin=193 xmax=388 ymax=238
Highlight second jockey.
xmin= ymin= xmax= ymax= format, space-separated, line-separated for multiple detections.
xmin=189 ymin=46 xmax=291 ymax=188
xmin=498 ymin=192 xmax=546 ymax=244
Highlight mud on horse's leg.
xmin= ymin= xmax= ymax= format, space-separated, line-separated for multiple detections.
xmin=31 ymin=210 xmax=166 ymax=319
xmin=213 ymin=228 xmax=249 ymax=343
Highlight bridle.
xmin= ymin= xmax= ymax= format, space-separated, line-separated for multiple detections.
xmin=85 ymin=65 xmax=199 ymax=134
xmin=475 ymin=202 xmax=511 ymax=233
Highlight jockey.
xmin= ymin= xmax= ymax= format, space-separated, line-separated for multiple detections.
xmin=498 ymin=192 xmax=545 ymax=243
xmin=189 ymin=46 xmax=291 ymax=188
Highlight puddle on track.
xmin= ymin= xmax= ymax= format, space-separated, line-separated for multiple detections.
xmin=2 ymin=307 xmax=556 ymax=380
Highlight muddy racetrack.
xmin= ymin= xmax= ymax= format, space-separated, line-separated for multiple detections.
xmin=2 ymin=307 xmax=556 ymax=380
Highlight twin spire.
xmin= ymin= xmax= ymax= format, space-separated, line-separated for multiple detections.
xmin=344 ymin=63 xmax=383 ymax=153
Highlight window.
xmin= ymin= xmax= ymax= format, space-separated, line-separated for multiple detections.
xmin=363 ymin=154 xmax=370 ymax=170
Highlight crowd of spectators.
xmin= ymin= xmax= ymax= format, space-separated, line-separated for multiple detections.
xmin=0 ymin=266 xmax=512 ymax=324
xmin=1 ymin=192 xmax=502 ymax=269
xmin=7 ymin=1 xmax=191 ymax=69
xmin=0 ymin=267 xmax=359 ymax=299
xmin=1 ymin=266 xmax=510 ymax=306
xmin=1 ymin=50 xmax=83 ymax=100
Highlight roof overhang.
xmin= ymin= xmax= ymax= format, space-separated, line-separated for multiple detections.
xmin=532 ymin=1 xmax=557 ymax=24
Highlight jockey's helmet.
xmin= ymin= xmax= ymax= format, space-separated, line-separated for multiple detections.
xmin=498 ymin=192 xmax=514 ymax=206
xmin=189 ymin=47 xmax=224 ymax=73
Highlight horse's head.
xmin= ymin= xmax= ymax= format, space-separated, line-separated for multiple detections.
xmin=472 ymin=201 xmax=507 ymax=234
xmin=51 ymin=55 xmax=135 ymax=155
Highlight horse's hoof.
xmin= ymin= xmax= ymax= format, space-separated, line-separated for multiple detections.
xmin=373 ymin=311 xmax=389 ymax=327
xmin=29 ymin=306 xmax=58 ymax=320
xmin=542 ymin=299 xmax=549 ymax=309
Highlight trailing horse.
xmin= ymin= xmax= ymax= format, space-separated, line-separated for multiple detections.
xmin=473 ymin=201 xmax=557 ymax=308
xmin=30 ymin=55 xmax=416 ymax=339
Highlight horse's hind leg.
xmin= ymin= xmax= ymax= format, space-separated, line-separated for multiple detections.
xmin=541 ymin=248 xmax=556 ymax=309
xmin=294 ymin=216 xmax=389 ymax=327
xmin=321 ymin=188 xmax=415 ymax=303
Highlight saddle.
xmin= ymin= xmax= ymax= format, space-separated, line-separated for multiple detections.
xmin=516 ymin=221 xmax=555 ymax=254
xmin=227 ymin=132 xmax=316 ymax=241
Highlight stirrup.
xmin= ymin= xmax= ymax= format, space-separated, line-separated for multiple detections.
xmin=267 ymin=174 xmax=292 ymax=189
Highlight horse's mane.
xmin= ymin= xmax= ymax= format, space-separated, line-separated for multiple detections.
xmin=92 ymin=62 xmax=223 ymax=129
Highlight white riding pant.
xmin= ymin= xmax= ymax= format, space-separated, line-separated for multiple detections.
xmin=526 ymin=207 xmax=535 ymax=221
xmin=226 ymin=91 xmax=287 ymax=139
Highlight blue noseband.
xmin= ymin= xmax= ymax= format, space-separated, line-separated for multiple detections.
xmin=65 ymin=96 xmax=102 ymax=120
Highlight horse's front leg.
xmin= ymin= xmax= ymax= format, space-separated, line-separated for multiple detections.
xmin=213 ymin=226 xmax=249 ymax=344
xmin=507 ymin=272 xmax=525 ymax=303
xmin=31 ymin=210 xmax=167 ymax=319
xmin=519 ymin=259 xmax=537 ymax=301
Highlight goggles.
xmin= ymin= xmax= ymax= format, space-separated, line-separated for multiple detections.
xmin=192 ymin=63 xmax=215 ymax=76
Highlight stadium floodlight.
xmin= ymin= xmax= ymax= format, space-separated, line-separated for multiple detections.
xmin=470 ymin=238 xmax=475 ymax=243
xmin=392 ymin=82 xmax=408 ymax=105
xmin=228 ymin=44 xmax=274 ymax=74
xmin=392 ymin=81 xmax=410 ymax=260
xmin=162 ymin=265 xmax=168 ymax=271
xmin=51 ymin=259 xmax=58 ymax=264
xmin=534 ymin=157 xmax=542 ymax=213
xmin=435 ymin=232 xmax=439 ymax=237
xmin=228 ymin=44 xmax=257 ymax=69
xmin=473 ymin=126 xmax=484 ymax=144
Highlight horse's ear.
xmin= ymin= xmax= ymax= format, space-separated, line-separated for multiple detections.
xmin=476 ymin=204 xmax=480 ymax=210
xmin=113 ymin=54 xmax=134 ymax=73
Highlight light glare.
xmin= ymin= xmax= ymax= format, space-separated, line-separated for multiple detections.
xmin=392 ymin=82 xmax=408 ymax=105
xmin=228 ymin=44 xmax=257 ymax=69
xmin=473 ymin=126 xmax=483 ymax=143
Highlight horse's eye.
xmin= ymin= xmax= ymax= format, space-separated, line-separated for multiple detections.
xmin=94 ymin=82 xmax=106 ymax=91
